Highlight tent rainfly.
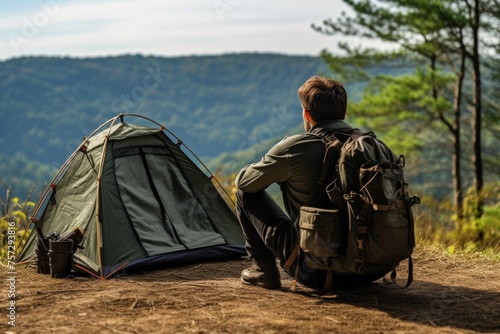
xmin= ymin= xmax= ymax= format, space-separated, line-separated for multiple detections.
xmin=17 ymin=114 xmax=246 ymax=278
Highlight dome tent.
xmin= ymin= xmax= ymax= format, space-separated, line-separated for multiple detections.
xmin=18 ymin=114 xmax=245 ymax=278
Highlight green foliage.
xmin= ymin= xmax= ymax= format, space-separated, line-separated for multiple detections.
xmin=412 ymin=191 xmax=454 ymax=244
xmin=346 ymin=67 xmax=456 ymax=153
xmin=451 ymin=183 xmax=500 ymax=252
xmin=0 ymin=154 xmax=56 ymax=200
xmin=318 ymin=47 xmax=411 ymax=82
xmin=411 ymin=182 xmax=500 ymax=255
xmin=0 ymin=191 xmax=35 ymax=264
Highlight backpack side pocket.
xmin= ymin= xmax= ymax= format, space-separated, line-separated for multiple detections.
xmin=359 ymin=162 xmax=402 ymax=206
xmin=299 ymin=206 xmax=346 ymax=258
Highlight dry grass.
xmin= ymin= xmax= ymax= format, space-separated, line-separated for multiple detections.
xmin=4 ymin=246 xmax=500 ymax=334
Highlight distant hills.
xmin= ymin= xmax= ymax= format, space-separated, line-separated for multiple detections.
xmin=0 ymin=53 xmax=343 ymax=199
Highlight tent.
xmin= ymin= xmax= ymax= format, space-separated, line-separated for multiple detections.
xmin=18 ymin=114 xmax=246 ymax=278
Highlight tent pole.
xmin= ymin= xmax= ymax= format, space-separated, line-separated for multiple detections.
xmin=94 ymin=114 xmax=121 ymax=278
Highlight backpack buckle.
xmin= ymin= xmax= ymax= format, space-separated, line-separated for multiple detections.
xmin=406 ymin=195 xmax=420 ymax=207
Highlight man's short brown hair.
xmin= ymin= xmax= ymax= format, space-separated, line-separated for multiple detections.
xmin=297 ymin=76 xmax=347 ymax=121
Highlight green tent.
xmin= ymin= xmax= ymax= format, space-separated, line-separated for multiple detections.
xmin=18 ymin=114 xmax=245 ymax=278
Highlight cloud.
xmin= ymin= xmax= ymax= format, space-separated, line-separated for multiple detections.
xmin=0 ymin=0 xmax=348 ymax=59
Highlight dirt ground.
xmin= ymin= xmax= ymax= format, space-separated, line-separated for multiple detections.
xmin=3 ymin=246 xmax=500 ymax=334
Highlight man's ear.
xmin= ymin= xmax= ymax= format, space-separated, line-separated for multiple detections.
xmin=303 ymin=109 xmax=313 ymax=122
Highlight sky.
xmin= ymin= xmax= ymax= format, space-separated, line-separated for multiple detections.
xmin=0 ymin=0 xmax=356 ymax=61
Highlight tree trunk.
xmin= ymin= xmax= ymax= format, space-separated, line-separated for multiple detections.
xmin=471 ymin=0 xmax=483 ymax=217
xmin=432 ymin=52 xmax=463 ymax=220
xmin=452 ymin=53 xmax=466 ymax=220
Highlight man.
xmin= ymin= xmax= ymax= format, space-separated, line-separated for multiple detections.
xmin=235 ymin=76 xmax=356 ymax=291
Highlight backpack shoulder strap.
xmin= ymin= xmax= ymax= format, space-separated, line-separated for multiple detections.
xmin=303 ymin=131 xmax=342 ymax=205
xmin=318 ymin=135 xmax=342 ymax=185
xmin=311 ymin=127 xmax=362 ymax=185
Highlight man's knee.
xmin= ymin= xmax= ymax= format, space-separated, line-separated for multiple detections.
xmin=236 ymin=189 xmax=248 ymax=212
xmin=236 ymin=189 xmax=265 ymax=206
xmin=236 ymin=189 xmax=245 ymax=203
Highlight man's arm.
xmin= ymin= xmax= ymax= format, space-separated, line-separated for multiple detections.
xmin=235 ymin=141 xmax=292 ymax=193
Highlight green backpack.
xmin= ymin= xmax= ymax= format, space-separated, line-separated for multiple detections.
xmin=289 ymin=129 xmax=420 ymax=293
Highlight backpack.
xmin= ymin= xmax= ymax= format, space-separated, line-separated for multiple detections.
xmin=286 ymin=129 xmax=420 ymax=294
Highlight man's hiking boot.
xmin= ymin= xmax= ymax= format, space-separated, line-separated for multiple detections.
xmin=241 ymin=260 xmax=281 ymax=289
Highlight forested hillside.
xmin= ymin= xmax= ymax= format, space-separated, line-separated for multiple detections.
xmin=0 ymin=54 xmax=334 ymax=158
xmin=0 ymin=53 xmax=341 ymax=198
